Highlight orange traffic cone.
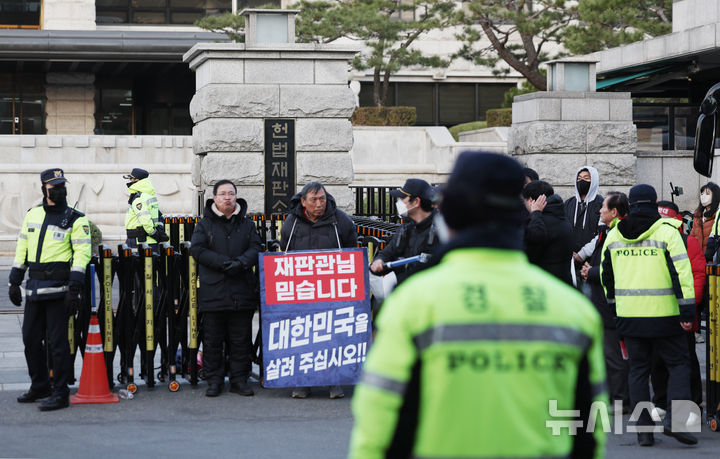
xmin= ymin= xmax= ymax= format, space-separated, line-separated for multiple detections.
xmin=70 ymin=315 xmax=119 ymax=404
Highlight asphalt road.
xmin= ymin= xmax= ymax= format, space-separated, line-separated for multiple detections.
xmin=0 ymin=383 xmax=355 ymax=459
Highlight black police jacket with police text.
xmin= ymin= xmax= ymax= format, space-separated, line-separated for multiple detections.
xmin=190 ymin=198 xmax=262 ymax=312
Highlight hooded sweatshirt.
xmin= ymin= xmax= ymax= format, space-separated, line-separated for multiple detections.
xmin=564 ymin=166 xmax=604 ymax=252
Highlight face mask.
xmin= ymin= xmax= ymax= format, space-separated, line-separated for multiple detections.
xmin=396 ymin=200 xmax=409 ymax=217
xmin=47 ymin=186 xmax=67 ymax=205
xmin=576 ymin=179 xmax=591 ymax=196
xmin=435 ymin=213 xmax=451 ymax=244
xmin=126 ymin=182 xmax=133 ymax=189
xmin=701 ymin=193 xmax=712 ymax=207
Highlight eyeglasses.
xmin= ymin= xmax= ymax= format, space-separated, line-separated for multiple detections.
xmin=216 ymin=192 xmax=236 ymax=197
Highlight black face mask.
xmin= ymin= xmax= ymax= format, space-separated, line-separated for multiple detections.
xmin=45 ymin=186 xmax=67 ymax=205
xmin=576 ymin=179 xmax=591 ymax=196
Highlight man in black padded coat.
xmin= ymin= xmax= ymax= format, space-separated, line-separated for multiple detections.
xmin=191 ymin=179 xmax=262 ymax=398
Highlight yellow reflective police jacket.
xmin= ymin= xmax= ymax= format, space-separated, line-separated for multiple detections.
xmin=349 ymin=248 xmax=607 ymax=459
xmin=10 ymin=203 xmax=91 ymax=302
xmin=600 ymin=217 xmax=694 ymax=337
xmin=125 ymin=177 xmax=162 ymax=246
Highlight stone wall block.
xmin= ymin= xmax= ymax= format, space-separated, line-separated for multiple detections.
xmin=297 ymin=152 xmax=354 ymax=184
xmin=245 ymin=60 xmax=314 ymax=84
xmin=586 ymin=123 xmax=636 ymax=153
xmin=561 ymin=98 xmax=609 ymax=121
xmin=511 ymin=123 xmax=587 ymax=154
xmin=192 ymin=155 xmax=204 ymax=187
xmin=279 ymin=85 xmax=356 ymax=118
xmin=586 ymin=154 xmax=637 ymax=185
xmin=296 ymin=119 xmax=353 ymax=151
xmin=513 ymin=153 xmax=588 ymax=185
xmin=195 ymin=60 xmax=244 ymax=90
xmin=512 ymin=98 xmax=561 ymax=124
xmin=200 ymin=152 xmax=265 ymax=186
xmin=193 ymin=119 xmax=263 ymax=154
xmin=190 ymin=85 xmax=279 ymax=123
xmin=315 ymin=61 xmax=349 ymax=84
xmin=609 ymin=99 xmax=633 ymax=121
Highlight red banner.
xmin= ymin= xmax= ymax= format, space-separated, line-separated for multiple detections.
xmin=263 ymin=250 xmax=366 ymax=305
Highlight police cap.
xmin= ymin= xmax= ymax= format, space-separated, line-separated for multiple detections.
xmin=441 ymin=151 xmax=525 ymax=230
xmin=389 ymin=178 xmax=432 ymax=200
xmin=40 ymin=168 xmax=68 ymax=186
xmin=123 ymin=168 xmax=149 ymax=180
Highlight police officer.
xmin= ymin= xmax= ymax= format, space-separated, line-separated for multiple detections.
xmin=349 ymin=152 xmax=607 ymax=458
xmin=124 ymin=168 xmax=167 ymax=249
xmin=370 ymin=178 xmax=439 ymax=286
xmin=601 ymin=184 xmax=697 ymax=447
xmin=8 ymin=169 xmax=91 ymax=411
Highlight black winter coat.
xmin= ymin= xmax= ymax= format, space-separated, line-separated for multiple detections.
xmin=190 ymin=198 xmax=262 ymax=312
xmin=280 ymin=191 xmax=357 ymax=251
xmin=525 ymin=194 xmax=575 ymax=285
xmin=376 ymin=210 xmax=439 ymax=285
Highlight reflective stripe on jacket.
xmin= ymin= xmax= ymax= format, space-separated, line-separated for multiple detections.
xmin=125 ymin=178 xmax=161 ymax=245
xmin=600 ymin=218 xmax=694 ymax=323
xmin=349 ymin=248 xmax=607 ymax=459
xmin=10 ymin=203 xmax=91 ymax=301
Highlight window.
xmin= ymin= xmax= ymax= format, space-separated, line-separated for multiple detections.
xmin=0 ymin=73 xmax=45 ymax=134
xmin=95 ymin=70 xmax=194 ymax=135
xmin=0 ymin=0 xmax=41 ymax=28
xmin=96 ymin=0 xmax=278 ymax=25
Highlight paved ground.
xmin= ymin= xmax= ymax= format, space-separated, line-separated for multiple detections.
xmin=3 ymin=261 xmax=720 ymax=457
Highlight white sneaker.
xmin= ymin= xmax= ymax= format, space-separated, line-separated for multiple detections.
xmin=686 ymin=411 xmax=701 ymax=427
xmin=650 ymin=406 xmax=666 ymax=422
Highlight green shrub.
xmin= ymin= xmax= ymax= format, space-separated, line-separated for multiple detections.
xmin=351 ymin=106 xmax=417 ymax=126
xmin=486 ymin=108 xmax=512 ymax=127
xmin=449 ymin=121 xmax=488 ymax=141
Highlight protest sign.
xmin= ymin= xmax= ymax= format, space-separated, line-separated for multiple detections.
xmin=259 ymin=248 xmax=372 ymax=388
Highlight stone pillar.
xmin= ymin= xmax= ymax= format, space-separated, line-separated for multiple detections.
xmin=508 ymin=60 xmax=636 ymax=197
xmin=43 ymin=0 xmax=96 ymax=30
xmin=45 ymin=73 xmax=96 ymax=135
xmin=184 ymin=43 xmax=358 ymax=213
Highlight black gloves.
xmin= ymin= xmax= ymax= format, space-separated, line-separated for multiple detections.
xmin=150 ymin=228 xmax=170 ymax=243
xmin=64 ymin=283 xmax=82 ymax=316
xmin=8 ymin=284 xmax=22 ymax=306
xmin=222 ymin=258 xmax=246 ymax=276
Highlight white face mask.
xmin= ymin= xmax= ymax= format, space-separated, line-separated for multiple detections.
xmin=396 ymin=199 xmax=409 ymax=217
xmin=701 ymin=193 xmax=712 ymax=207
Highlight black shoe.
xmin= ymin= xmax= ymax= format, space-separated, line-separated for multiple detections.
xmin=17 ymin=388 xmax=52 ymax=403
xmin=229 ymin=382 xmax=254 ymax=396
xmin=637 ymin=432 xmax=654 ymax=446
xmin=38 ymin=394 xmax=69 ymax=411
xmin=329 ymin=385 xmax=345 ymax=399
xmin=662 ymin=427 xmax=698 ymax=445
xmin=205 ymin=383 xmax=223 ymax=397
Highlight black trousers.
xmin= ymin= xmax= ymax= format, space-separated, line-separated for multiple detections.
xmin=22 ymin=299 xmax=71 ymax=397
xmin=626 ymin=334 xmax=690 ymax=426
xmin=650 ymin=332 xmax=702 ymax=411
xmin=202 ymin=310 xmax=254 ymax=385
xmin=603 ymin=327 xmax=629 ymax=406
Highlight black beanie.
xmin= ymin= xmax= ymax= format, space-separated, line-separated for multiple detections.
xmin=440 ymin=151 xmax=525 ymax=230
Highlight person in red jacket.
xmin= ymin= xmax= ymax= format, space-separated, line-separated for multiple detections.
xmin=692 ymin=182 xmax=719 ymax=259
xmin=651 ymin=201 xmax=704 ymax=421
